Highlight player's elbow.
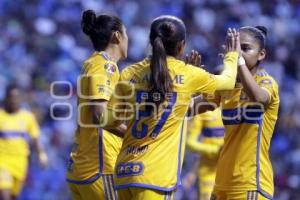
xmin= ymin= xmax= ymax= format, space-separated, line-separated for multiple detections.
xmin=92 ymin=108 xmax=103 ymax=124
xmin=92 ymin=103 xmax=107 ymax=124
xmin=252 ymin=95 xmax=269 ymax=106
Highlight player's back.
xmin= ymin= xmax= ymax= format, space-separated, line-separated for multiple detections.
xmin=112 ymin=56 xmax=222 ymax=190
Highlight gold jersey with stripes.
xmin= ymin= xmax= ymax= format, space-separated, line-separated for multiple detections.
xmin=187 ymin=108 xmax=224 ymax=159
xmin=66 ymin=52 xmax=122 ymax=183
xmin=108 ymin=52 xmax=238 ymax=191
xmin=0 ymin=109 xmax=40 ymax=179
xmin=187 ymin=108 xmax=224 ymax=197
xmin=210 ymin=68 xmax=279 ymax=199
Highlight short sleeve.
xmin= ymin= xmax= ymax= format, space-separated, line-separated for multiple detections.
xmin=87 ymin=62 xmax=119 ymax=100
xmin=258 ymin=76 xmax=279 ymax=104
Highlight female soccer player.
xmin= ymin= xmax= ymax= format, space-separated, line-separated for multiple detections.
xmin=193 ymin=26 xmax=279 ymax=200
xmin=105 ymin=15 xmax=240 ymax=200
xmin=185 ymin=107 xmax=224 ymax=200
xmin=66 ymin=10 xmax=128 ymax=200
xmin=0 ymin=85 xmax=47 ymax=200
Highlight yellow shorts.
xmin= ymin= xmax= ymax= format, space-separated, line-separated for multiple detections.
xmin=118 ymin=187 xmax=174 ymax=200
xmin=211 ymin=190 xmax=272 ymax=200
xmin=68 ymin=174 xmax=117 ymax=200
xmin=0 ymin=168 xmax=24 ymax=196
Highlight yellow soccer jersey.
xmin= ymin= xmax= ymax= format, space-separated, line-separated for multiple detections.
xmin=187 ymin=108 xmax=224 ymax=199
xmin=0 ymin=109 xmax=40 ymax=179
xmin=66 ymin=52 xmax=122 ymax=183
xmin=187 ymin=108 xmax=224 ymax=158
xmin=211 ymin=69 xmax=279 ymax=198
xmin=108 ymin=52 xmax=238 ymax=191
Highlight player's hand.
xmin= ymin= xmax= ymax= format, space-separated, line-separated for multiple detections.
xmin=225 ymin=28 xmax=240 ymax=54
xmin=185 ymin=50 xmax=204 ymax=68
xmin=38 ymin=151 xmax=48 ymax=169
xmin=218 ymin=44 xmax=226 ymax=59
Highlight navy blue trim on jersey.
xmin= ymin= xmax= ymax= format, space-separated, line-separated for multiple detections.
xmin=115 ymin=183 xmax=177 ymax=192
xmin=202 ymin=128 xmax=224 ymax=137
xmin=66 ymin=174 xmax=101 ymax=184
xmin=0 ymin=131 xmax=30 ymax=140
xmin=99 ymin=128 xmax=103 ymax=174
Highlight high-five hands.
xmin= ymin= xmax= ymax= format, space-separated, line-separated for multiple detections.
xmin=225 ymin=28 xmax=241 ymax=54
xmin=185 ymin=50 xmax=204 ymax=68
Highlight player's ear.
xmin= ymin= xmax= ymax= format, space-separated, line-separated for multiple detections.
xmin=110 ymin=31 xmax=121 ymax=44
xmin=258 ymin=48 xmax=266 ymax=62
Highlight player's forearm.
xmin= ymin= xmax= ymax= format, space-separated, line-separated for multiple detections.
xmin=32 ymin=139 xmax=48 ymax=167
xmin=238 ymin=65 xmax=269 ymax=105
xmin=92 ymin=101 xmax=108 ymax=124
xmin=105 ymin=123 xmax=127 ymax=138
xmin=187 ymin=140 xmax=220 ymax=156
xmin=215 ymin=51 xmax=239 ymax=90
xmin=32 ymin=138 xmax=43 ymax=155
xmin=99 ymin=107 xmax=126 ymax=137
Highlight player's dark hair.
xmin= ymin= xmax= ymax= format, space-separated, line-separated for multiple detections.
xmin=149 ymin=15 xmax=186 ymax=107
xmin=81 ymin=10 xmax=124 ymax=51
xmin=240 ymin=25 xmax=267 ymax=50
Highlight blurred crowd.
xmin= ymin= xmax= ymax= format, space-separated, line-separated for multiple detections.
xmin=0 ymin=0 xmax=299 ymax=199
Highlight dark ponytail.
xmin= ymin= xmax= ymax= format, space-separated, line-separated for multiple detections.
xmin=149 ymin=36 xmax=173 ymax=107
xmin=81 ymin=10 xmax=97 ymax=35
xmin=149 ymin=15 xmax=186 ymax=107
xmin=81 ymin=9 xmax=123 ymax=51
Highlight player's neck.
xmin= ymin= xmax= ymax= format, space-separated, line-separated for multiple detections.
xmin=104 ymin=46 xmax=121 ymax=63
xmin=250 ymin=66 xmax=259 ymax=75
xmin=4 ymin=106 xmax=20 ymax=114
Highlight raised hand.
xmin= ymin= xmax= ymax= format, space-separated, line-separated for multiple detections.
xmin=224 ymin=28 xmax=240 ymax=54
xmin=185 ymin=50 xmax=204 ymax=68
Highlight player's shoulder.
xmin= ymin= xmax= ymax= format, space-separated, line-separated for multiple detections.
xmin=121 ymin=57 xmax=150 ymax=81
xmin=0 ymin=109 xmax=35 ymax=120
xmin=183 ymin=63 xmax=208 ymax=76
xmin=83 ymin=52 xmax=118 ymax=74
xmin=256 ymin=68 xmax=278 ymax=88
xmin=19 ymin=109 xmax=35 ymax=117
